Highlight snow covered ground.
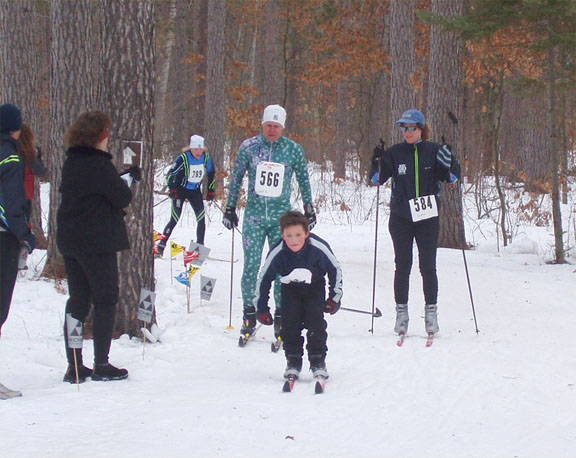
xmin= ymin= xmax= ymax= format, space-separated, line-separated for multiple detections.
xmin=1 ymin=173 xmax=575 ymax=458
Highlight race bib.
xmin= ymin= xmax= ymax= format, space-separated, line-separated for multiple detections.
xmin=187 ymin=164 xmax=205 ymax=184
xmin=255 ymin=161 xmax=285 ymax=197
xmin=409 ymin=195 xmax=438 ymax=222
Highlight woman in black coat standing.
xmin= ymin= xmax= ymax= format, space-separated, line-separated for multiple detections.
xmin=57 ymin=110 xmax=139 ymax=383
xmin=372 ymin=109 xmax=461 ymax=340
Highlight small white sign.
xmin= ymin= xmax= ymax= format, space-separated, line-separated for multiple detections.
xmin=121 ymin=141 xmax=143 ymax=167
xmin=137 ymin=287 xmax=156 ymax=323
xmin=66 ymin=314 xmax=83 ymax=349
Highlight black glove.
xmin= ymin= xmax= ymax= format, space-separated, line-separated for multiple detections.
xmin=128 ymin=166 xmax=142 ymax=182
xmin=325 ymin=299 xmax=340 ymax=315
xmin=205 ymin=190 xmax=215 ymax=201
xmin=373 ymin=145 xmax=385 ymax=160
xmin=169 ymin=188 xmax=180 ymax=200
xmin=304 ymin=202 xmax=316 ymax=230
xmin=257 ymin=309 xmax=273 ymax=326
xmin=21 ymin=232 xmax=36 ymax=254
xmin=222 ymin=206 xmax=238 ymax=230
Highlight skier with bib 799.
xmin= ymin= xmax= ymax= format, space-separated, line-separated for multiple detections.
xmin=156 ymin=134 xmax=215 ymax=257
xmin=222 ymin=105 xmax=316 ymax=342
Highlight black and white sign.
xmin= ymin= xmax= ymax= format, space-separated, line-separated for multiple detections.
xmin=137 ymin=287 xmax=156 ymax=323
xmin=66 ymin=314 xmax=83 ymax=349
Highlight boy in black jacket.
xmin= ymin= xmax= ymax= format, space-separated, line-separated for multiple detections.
xmin=255 ymin=211 xmax=342 ymax=380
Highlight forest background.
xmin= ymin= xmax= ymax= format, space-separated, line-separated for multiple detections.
xmin=0 ymin=0 xmax=574 ymax=336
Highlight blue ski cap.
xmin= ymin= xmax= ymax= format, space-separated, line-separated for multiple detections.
xmin=395 ymin=109 xmax=425 ymax=126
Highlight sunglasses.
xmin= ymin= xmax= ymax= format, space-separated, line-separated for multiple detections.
xmin=399 ymin=126 xmax=419 ymax=132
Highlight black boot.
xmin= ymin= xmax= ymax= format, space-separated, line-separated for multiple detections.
xmin=63 ymin=364 xmax=93 ymax=384
xmin=91 ymin=363 xmax=128 ymax=381
xmin=155 ymin=239 xmax=167 ymax=259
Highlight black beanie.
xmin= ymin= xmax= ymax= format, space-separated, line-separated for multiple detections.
xmin=0 ymin=103 xmax=23 ymax=133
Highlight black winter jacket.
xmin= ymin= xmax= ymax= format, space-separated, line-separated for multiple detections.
xmin=254 ymin=233 xmax=343 ymax=312
xmin=0 ymin=133 xmax=31 ymax=240
xmin=57 ymin=146 xmax=132 ymax=255
xmin=375 ymin=140 xmax=461 ymax=220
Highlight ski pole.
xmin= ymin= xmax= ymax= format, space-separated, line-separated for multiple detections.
xmin=153 ymin=195 xmax=170 ymax=208
xmin=226 ymin=227 xmax=235 ymax=329
xmin=370 ymin=139 xmax=385 ymax=334
xmin=341 ymin=306 xmax=382 ymax=318
xmin=442 ymin=117 xmax=479 ymax=334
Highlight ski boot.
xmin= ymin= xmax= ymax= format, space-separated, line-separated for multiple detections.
xmin=283 ymin=357 xmax=303 ymax=380
xmin=394 ymin=303 xmax=409 ymax=335
xmin=155 ymin=239 xmax=166 ymax=259
xmin=309 ymin=355 xmax=329 ymax=379
xmin=424 ymin=303 xmax=439 ymax=334
xmin=238 ymin=307 xmax=257 ymax=347
xmin=271 ymin=311 xmax=282 ymax=353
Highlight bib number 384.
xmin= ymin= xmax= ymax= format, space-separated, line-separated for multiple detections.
xmin=255 ymin=161 xmax=285 ymax=197
xmin=409 ymin=195 xmax=438 ymax=222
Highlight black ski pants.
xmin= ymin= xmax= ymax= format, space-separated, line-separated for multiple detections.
xmin=162 ymin=188 xmax=206 ymax=245
xmin=0 ymin=230 xmax=20 ymax=332
xmin=63 ymin=251 xmax=119 ymax=365
xmin=388 ymin=213 xmax=439 ymax=305
xmin=281 ymin=281 xmax=327 ymax=362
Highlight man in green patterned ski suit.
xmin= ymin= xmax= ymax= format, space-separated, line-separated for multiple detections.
xmin=222 ymin=105 xmax=316 ymax=337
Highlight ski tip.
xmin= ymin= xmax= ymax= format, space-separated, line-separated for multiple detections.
xmin=314 ymin=380 xmax=325 ymax=394
xmin=238 ymin=336 xmax=247 ymax=347
xmin=374 ymin=307 xmax=383 ymax=318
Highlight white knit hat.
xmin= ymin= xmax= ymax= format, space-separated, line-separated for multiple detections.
xmin=189 ymin=134 xmax=205 ymax=149
xmin=261 ymin=104 xmax=286 ymax=128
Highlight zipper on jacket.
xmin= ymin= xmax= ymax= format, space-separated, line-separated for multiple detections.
xmin=414 ymin=144 xmax=420 ymax=198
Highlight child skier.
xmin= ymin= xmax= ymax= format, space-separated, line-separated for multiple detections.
xmin=156 ymin=134 xmax=215 ymax=257
xmin=254 ymin=211 xmax=343 ymax=382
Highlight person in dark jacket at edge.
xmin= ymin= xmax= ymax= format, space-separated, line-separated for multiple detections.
xmin=371 ymin=109 xmax=461 ymax=340
xmin=0 ymin=103 xmax=36 ymax=399
xmin=17 ymin=123 xmax=47 ymax=270
xmin=57 ymin=110 xmax=141 ymax=383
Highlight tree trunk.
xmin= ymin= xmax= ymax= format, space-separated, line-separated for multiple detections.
xmin=43 ymin=0 xmax=98 ymax=279
xmin=264 ymin=0 xmax=283 ymax=104
xmin=204 ymin=0 xmax=226 ymax=171
xmin=99 ymin=0 xmax=156 ymax=335
xmin=426 ymin=0 xmax=465 ymax=249
xmin=547 ymin=44 xmax=565 ymax=263
xmin=154 ymin=0 xmax=178 ymax=159
xmin=389 ymin=0 xmax=416 ymax=145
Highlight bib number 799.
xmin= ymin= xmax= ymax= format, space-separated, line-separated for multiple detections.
xmin=409 ymin=195 xmax=438 ymax=222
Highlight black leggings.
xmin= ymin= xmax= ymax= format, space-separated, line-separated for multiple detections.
xmin=0 ymin=231 xmax=20 ymax=332
xmin=388 ymin=213 xmax=439 ymax=305
xmin=63 ymin=252 xmax=119 ymax=365
xmin=281 ymin=282 xmax=327 ymax=361
xmin=162 ymin=188 xmax=206 ymax=245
